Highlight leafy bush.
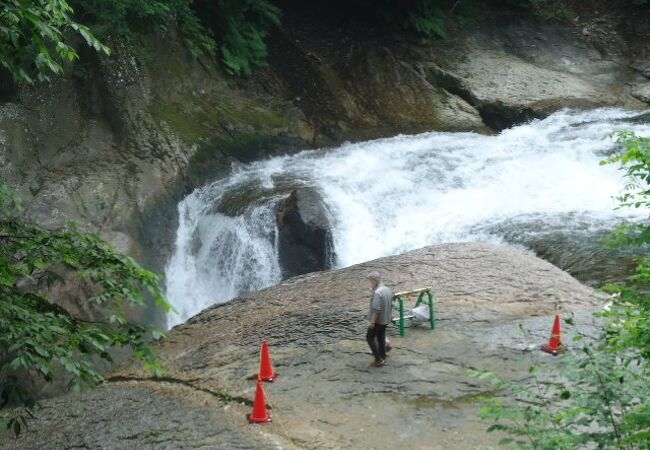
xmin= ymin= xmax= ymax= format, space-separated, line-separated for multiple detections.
xmin=526 ymin=0 xmax=570 ymax=19
xmin=1 ymin=0 xmax=280 ymax=83
xmin=0 ymin=183 xmax=172 ymax=436
xmin=194 ymin=0 xmax=281 ymax=75
xmin=471 ymin=323 xmax=649 ymax=449
xmin=76 ymin=0 xmax=283 ymax=75
xmin=65 ymin=0 xmax=286 ymax=77
xmin=375 ymin=0 xmax=449 ymax=40
xmin=404 ymin=1 xmax=448 ymax=39
xmin=0 ymin=0 xmax=109 ymax=83
xmin=74 ymin=0 xmax=216 ymax=58
xmin=600 ymin=131 xmax=650 ymax=360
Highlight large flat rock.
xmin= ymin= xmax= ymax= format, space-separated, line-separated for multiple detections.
xmin=2 ymin=243 xmax=603 ymax=449
xmin=424 ymin=20 xmax=647 ymax=129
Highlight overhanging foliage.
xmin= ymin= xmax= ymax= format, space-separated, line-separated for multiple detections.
xmin=0 ymin=183 xmax=171 ymax=436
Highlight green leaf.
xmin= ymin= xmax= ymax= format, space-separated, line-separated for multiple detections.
xmin=152 ymin=329 xmax=165 ymax=341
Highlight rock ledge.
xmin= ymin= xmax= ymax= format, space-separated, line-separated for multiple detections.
xmin=2 ymin=243 xmax=603 ymax=450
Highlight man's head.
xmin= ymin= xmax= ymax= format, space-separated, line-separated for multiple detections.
xmin=367 ymin=271 xmax=381 ymax=290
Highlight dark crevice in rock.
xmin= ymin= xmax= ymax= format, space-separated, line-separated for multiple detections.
xmin=477 ymin=103 xmax=543 ymax=131
xmin=420 ymin=63 xmax=479 ymax=108
xmin=0 ymin=68 xmax=18 ymax=102
xmin=105 ymin=375 xmax=255 ymax=406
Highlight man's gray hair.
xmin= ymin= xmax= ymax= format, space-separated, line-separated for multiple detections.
xmin=367 ymin=271 xmax=381 ymax=281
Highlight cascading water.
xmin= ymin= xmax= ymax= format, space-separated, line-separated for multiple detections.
xmin=166 ymin=108 xmax=650 ymax=327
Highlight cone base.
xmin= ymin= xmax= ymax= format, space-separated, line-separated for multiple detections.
xmin=247 ymin=413 xmax=272 ymax=424
xmin=259 ymin=373 xmax=277 ymax=382
xmin=541 ymin=344 xmax=563 ymax=356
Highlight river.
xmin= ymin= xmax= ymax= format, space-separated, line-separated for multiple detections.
xmin=165 ymin=108 xmax=650 ymax=327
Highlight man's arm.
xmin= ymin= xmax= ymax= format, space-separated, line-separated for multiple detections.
xmin=369 ymin=292 xmax=381 ymax=328
xmin=369 ymin=311 xmax=379 ymax=328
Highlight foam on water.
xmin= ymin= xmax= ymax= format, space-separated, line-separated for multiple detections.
xmin=165 ymin=108 xmax=650 ymax=327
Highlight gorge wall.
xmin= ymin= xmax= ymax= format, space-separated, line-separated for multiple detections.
xmin=0 ymin=3 xmax=648 ymax=326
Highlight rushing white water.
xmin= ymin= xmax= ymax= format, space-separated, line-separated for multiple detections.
xmin=166 ymin=108 xmax=650 ymax=327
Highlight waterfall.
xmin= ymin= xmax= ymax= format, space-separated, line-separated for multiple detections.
xmin=166 ymin=108 xmax=650 ymax=327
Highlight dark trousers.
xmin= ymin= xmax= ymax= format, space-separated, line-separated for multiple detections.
xmin=366 ymin=324 xmax=387 ymax=361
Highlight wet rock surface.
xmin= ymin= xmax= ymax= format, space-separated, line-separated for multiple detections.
xmin=1 ymin=381 xmax=274 ymax=450
xmin=2 ymin=243 xmax=604 ymax=449
xmin=277 ymin=188 xmax=334 ymax=278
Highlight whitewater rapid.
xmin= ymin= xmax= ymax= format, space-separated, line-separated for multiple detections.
xmin=166 ymin=108 xmax=650 ymax=327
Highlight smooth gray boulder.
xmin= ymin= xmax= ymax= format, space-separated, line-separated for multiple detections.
xmin=423 ymin=19 xmax=647 ymax=129
xmin=276 ymin=188 xmax=334 ymax=278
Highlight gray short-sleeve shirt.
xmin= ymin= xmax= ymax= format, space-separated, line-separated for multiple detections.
xmin=368 ymin=284 xmax=394 ymax=325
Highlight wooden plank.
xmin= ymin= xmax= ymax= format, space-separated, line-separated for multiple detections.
xmin=394 ymin=287 xmax=431 ymax=297
xmin=392 ymin=315 xmax=415 ymax=321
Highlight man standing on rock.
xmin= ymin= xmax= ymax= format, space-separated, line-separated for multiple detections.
xmin=366 ymin=271 xmax=393 ymax=367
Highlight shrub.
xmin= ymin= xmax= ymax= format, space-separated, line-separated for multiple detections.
xmin=194 ymin=0 xmax=281 ymax=75
xmin=0 ymin=0 xmax=109 ymax=83
xmin=0 ymin=182 xmax=171 ymax=436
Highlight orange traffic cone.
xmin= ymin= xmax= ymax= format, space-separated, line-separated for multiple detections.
xmin=541 ymin=314 xmax=564 ymax=356
xmin=259 ymin=339 xmax=277 ymax=382
xmin=247 ymin=380 xmax=272 ymax=423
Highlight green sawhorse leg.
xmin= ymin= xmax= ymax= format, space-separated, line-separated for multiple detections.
xmin=397 ymin=296 xmax=406 ymax=336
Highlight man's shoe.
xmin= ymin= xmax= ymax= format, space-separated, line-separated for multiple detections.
xmin=370 ymin=359 xmax=386 ymax=367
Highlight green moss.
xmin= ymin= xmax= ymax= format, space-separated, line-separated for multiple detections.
xmin=145 ymin=53 xmax=188 ymax=80
xmin=142 ymin=32 xmax=292 ymax=144
xmin=400 ymin=392 xmax=495 ymax=410
xmin=148 ymin=102 xmax=212 ymax=142
xmin=213 ymin=95 xmax=288 ymax=129
xmin=148 ymin=95 xmax=289 ymax=144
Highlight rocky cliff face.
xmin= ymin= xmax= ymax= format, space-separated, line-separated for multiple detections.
xmin=0 ymin=243 xmax=604 ymax=449
xmin=0 ymin=6 xmax=647 ymax=325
